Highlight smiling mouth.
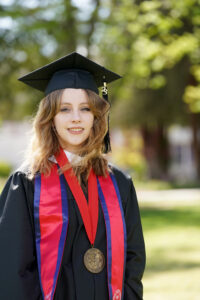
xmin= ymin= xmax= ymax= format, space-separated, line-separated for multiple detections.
xmin=68 ymin=128 xmax=84 ymax=134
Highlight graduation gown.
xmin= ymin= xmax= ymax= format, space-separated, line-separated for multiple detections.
xmin=0 ymin=165 xmax=145 ymax=300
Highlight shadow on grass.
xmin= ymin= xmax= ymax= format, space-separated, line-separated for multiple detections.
xmin=145 ymin=246 xmax=200 ymax=274
xmin=140 ymin=206 xmax=200 ymax=231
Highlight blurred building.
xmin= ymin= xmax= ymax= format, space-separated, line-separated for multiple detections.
xmin=0 ymin=121 xmax=31 ymax=169
xmin=168 ymin=126 xmax=197 ymax=181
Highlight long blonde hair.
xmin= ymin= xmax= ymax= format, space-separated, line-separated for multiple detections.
xmin=25 ymin=89 xmax=110 ymax=181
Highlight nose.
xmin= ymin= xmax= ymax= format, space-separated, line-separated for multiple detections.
xmin=71 ymin=109 xmax=81 ymax=123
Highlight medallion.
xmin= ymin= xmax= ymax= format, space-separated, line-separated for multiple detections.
xmin=84 ymin=248 xmax=105 ymax=273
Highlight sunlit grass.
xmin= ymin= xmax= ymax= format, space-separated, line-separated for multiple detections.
xmin=0 ymin=177 xmax=7 ymax=193
xmin=140 ymin=204 xmax=200 ymax=300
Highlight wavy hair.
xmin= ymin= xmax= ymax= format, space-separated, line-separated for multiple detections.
xmin=24 ymin=89 xmax=110 ymax=181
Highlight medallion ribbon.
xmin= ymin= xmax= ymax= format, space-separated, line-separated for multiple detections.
xmin=55 ymin=148 xmax=99 ymax=246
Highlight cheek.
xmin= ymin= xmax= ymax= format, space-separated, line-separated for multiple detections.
xmin=54 ymin=114 xmax=65 ymax=129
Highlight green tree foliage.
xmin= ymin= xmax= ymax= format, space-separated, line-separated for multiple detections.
xmin=1 ymin=0 xmax=200 ymax=178
xmin=96 ymin=0 xmax=200 ymax=178
xmin=97 ymin=0 xmax=200 ymax=122
xmin=2 ymin=0 xmax=199 ymax=119
xmin=0 ymin=0 xmax=101 ymax=119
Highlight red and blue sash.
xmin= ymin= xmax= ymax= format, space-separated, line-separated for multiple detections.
xmin=34 ymin=165 xmax=127 ymax=300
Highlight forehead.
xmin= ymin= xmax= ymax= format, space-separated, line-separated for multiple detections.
xmin=61 ymin=88 xmax=88 ymax=104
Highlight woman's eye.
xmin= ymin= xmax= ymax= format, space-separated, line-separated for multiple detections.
xmin=60 ymin=107 xmax=90 ymax=112
xmin=81 ymin=107 xmax=90 ymax=111
xmin=60 ymin=107 xmax=70 ymax=112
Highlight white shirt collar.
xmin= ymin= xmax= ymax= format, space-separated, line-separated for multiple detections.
xmin=63 ymin=149 xmax=82 ymax=163
xmin=49 ymin=150 xmax=82 ymax=164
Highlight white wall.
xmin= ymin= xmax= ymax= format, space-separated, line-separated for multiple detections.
xmin=0 ymin=121 xmax=31 ymax=169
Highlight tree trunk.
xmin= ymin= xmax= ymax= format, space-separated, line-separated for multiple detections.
xmin=191 ymin=113 xmax=200 ymax=179
xmin=141 ymin=123 xmax=169 ymax=179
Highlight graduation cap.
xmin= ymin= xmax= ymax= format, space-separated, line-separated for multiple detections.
xmin=18 ymin=52 xmax=122 ymax=153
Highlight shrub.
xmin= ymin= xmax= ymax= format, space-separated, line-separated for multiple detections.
xmin=0 ymin=161 xmax=12 ymax=177
xmin=111 ymin=130 xmax=147 ymax=180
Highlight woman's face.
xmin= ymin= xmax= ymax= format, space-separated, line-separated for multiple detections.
xmin=54 ymin=88 xmax=94 ymax=153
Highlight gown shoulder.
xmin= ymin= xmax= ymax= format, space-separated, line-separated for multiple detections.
xmin=0 ymin=171 xmax=42 ymax=300
xmin=109 ymin=163 xmax=132 ymax=181
xmin=108 ymin=163 xmax=135 ymax=210
xmin=1 ymin=169 xmax=34 ymax=196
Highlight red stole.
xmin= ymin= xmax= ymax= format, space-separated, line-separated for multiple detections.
xmin=34 ymin=159 xmax=127 ymax=300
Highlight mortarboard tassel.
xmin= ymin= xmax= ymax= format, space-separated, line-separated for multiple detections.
xmin=102 ymin=80 xmax=111 ymax=153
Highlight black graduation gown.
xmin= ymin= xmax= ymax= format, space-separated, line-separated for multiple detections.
xmin=0 ymin=165 xmax=145 ymax=300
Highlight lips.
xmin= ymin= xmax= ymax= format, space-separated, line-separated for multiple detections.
xmin=67 ymin=127 xmax=84 ymax=134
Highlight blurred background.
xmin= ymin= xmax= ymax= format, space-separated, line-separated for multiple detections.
xmin=0 ymin=0 xmax=200 ymax=299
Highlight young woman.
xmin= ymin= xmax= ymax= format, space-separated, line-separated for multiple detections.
xmin=0 ymin=52 xmax=145 ymax=300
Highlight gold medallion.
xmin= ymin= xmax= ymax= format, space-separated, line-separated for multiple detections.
xmin=84 ymin=248 xmax=105 ymax=273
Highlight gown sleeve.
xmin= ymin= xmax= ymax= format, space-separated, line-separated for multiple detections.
xmin=123 ymin=178 xmax=146 ymax=300
xmin=0 ymin=172 xmax=42 ymax=300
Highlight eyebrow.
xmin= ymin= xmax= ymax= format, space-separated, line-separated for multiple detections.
xmin=60 ymin=102 xmax=89 ymax=106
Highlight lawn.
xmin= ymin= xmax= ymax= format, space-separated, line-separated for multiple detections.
xmin=140 ymin=202 xmax=200 ymax=300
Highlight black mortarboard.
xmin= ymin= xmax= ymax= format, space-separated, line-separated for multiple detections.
xmin=18 ymin=52 xmax=122 ymax=153
xmin=18 ymin=52 xmax=121 ymax=96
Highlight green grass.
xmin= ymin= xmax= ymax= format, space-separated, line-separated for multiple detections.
xmin=140 ymin=203 xmax=200 ymax=300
